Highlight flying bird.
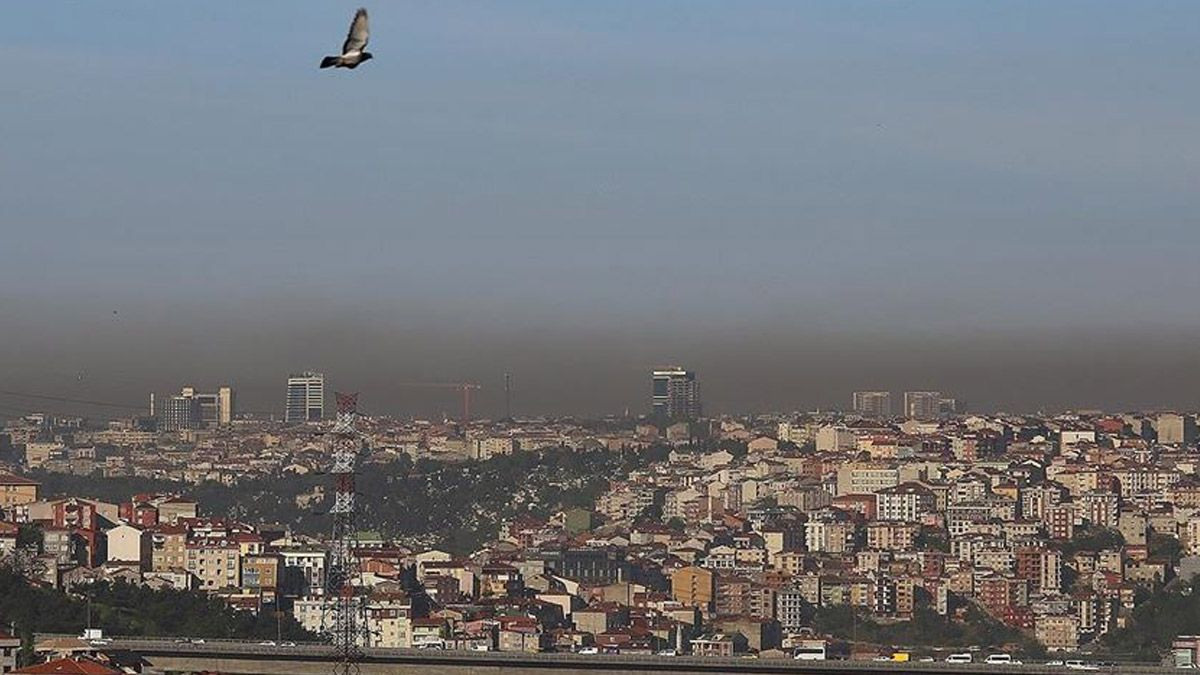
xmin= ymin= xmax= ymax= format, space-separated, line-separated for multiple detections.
xmin=320 ymin=8 xmax=373 ymax=70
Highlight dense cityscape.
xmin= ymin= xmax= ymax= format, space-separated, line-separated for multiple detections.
xmin=2 ymin=368 xmax=1200 ymax=671
xmin=5 ymin=2 xmax=1199 ymax=672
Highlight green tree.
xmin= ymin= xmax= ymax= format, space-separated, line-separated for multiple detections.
xmin=16 ymin=523 xmax=42 ymax=552
xmin=1059 ymin=525 xmax=1124 ymax=556
xmin=812 ymin=602 xmax=1042 ymax=657
xmin=1103 ymin=575 xmax=1200 ymax=662
xmin=34 ymin=446 xmax=667 ymax=554
xmin=1149 ymin=533 xmax=1183 ymax=564
xmin=0 ymin=565 xmax=315 ymax=642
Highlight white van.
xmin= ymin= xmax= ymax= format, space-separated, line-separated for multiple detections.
xmin=986 ymin=654 xmax=1021 ymax=665
xmin=946 ymin=653 xmax=974 ymax=663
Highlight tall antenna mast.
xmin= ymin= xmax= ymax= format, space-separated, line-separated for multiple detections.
xmin=323 ymin=392 xmax=370 ymax=674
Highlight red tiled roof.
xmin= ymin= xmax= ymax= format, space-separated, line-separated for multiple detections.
xmin=15 ymin=657 xmax=122 ymax=675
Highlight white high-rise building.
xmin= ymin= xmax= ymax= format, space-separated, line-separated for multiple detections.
xmin=852 ymin=391 xmax=893 ymax=417
xmin=1157 ymin=413 xmax=1197 ymax=446
xmin=286 ymin=372 xmax=326 ymax=423
xmin=175 ymin=386 xmax=235 ymax=426
xmin=217 ymin=386 xmax=234 ymax=425
xmin=904 ymin=391 xmax=942 ymax=420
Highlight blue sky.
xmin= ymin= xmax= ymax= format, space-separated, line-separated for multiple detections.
xmin=1 ymin=2 xmax=1198 ymax=414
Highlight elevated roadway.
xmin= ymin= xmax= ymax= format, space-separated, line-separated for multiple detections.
xmin=51 ymin=636 xmax=1172 ymax=675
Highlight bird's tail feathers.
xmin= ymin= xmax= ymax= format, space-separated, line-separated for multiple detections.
xmin=320 ymin=56 xmax=340 ymax=69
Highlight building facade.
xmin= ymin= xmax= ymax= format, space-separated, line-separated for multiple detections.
xmin=285 ymin=372 xmax=326 ymax=423
xmin=178 ymin=386 xmax=235 ymax=426
xmin=903 ymin=391 xmax=942 ymax=420
xmin=852 ymin=391 xmax=893 ymax=418
xmin=161 ymin=395 xmax=200 ymax=432
xmin=1157 ymin=413 xmax=1197 ymax=446
xmin=651 ymin=367 xmax=700 ymax=420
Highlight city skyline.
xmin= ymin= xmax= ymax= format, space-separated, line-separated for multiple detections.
xmin=12 ymin=370 xmax=1200 ymax=425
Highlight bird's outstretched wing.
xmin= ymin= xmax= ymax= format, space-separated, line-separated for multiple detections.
xmin=342 ymin=8 xmax=370 ymax=54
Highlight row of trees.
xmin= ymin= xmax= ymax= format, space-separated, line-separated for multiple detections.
xmin=0 ymin=565 xmax=313 ymax=664
xmin=812 ymin=600 xmax=1045 ymax=658
xmin=1102 ymin=575 xmax=1200 ymax=662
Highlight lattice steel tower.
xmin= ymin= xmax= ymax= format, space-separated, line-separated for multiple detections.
xmin=322 ymin=392 xmax=370 ymax=674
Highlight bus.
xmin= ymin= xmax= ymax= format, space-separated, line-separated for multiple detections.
xmin=793 ymin=640 xmax=827 ymax=661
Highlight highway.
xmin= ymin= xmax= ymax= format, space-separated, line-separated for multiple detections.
xmin=45 ymin=635 xmax=1180 ymax=675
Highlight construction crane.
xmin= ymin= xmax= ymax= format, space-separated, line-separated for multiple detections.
xmin=393 ymin=381 xmax=482 ymax=422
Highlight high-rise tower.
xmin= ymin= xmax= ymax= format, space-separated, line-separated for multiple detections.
xmin=161 ymin=394 xmax=200 ymax=431
xmin=852 ymin=391 xmax=893 ymax=418
xmin=286 ymin=372 xmax=326 ymax=423
xmin=651 ymin=367 xmax=701 ymax=420
xmin=904 ymin=391 xmax=942 ymax=420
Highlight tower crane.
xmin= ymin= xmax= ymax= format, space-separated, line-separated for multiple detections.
xmin=393 ymin=381 xmax=482 ymax=422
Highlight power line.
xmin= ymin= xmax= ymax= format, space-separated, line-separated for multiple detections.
xmin=0 ymin=389 xmax=282 ymax=418
xmin=0 ymin=403 xmax=46 ymax=417
xmin=0 ymin=389 xmax=145 ymax=411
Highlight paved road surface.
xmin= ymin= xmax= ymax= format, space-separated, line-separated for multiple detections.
xmin=45 ymin=635 xmax=1177 ymax=675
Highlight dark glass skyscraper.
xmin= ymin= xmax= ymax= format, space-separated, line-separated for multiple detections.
xmin=651 ymin=367 xmax=700 ymax=420
xmin=162 ymin=394 xmax=200 ymax=431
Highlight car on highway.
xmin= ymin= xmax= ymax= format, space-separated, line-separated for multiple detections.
xmin=258 ymin=641 xmax=276 ymax=646
xmin=1064 ymin=661 xmax=1099 ymax=671
xmin=985 ymin=654 xmax=1022 ymax=665
xmin=946 ymin=653 xmax=974 ymax=663
xmin=577 ymin=647 xmax=599 ymax=655
xmin=469 ymin=644 xmax=491 ymax=652
xmin=190 ymin=638 xmax=206 ymax=645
